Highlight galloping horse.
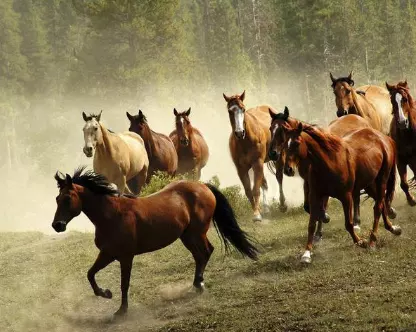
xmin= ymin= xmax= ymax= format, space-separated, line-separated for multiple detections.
xmin=268 ymin=108 xmax=372 ymax=240
xmin=127 ymin=110 xmax=178 ymax=181
xmin=169 ymin=108 xmax=209 ymax=180
xmin=386 ymin=81 xmax=416 ymax=206
xmin=52 ymin=167 xmax=258 ymax=316
xmin=82 ymin=111 xmax=149 ymax=195
xmin=330 ymin=71 xmax=392 ymax=134
xmin=281 ymin=122 xmax=401 ymax=263
xmin=223 ymin=91 xmax=280 ymax=221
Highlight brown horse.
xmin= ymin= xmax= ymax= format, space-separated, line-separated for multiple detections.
xmin=223 ymin=91 xmax=281 ymax=221
xmin=127 ymin=110 xmax=178 ymax=181
xmin=169 ymin=108 xmax=209 ymax=180
xmin=52 ymin=167 xmax=258 ymax=316
xmin=330 ymin=71 xmax=392 ymax=134
xmin=281 ymin=122 xmax=401 ymax=263
xmin=268 ymin=108 xmax=372 ymax=240
xmin=386 ymin=81 xmax=416 ymax=206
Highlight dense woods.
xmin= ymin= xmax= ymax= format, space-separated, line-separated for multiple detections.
xmin=1 ymin=0 xmax=416 ymax=172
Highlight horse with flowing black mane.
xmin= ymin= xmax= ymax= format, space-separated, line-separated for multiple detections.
xmin=169 ymin=108 xmax=209 ymax=180
xmin=127 ymin=109 xmax=178 ymax=181
xmin=82 ymin=111 xmax=149 ymax=195
xmin=330 ymin=71 xmax=392 ymax=134
xmin=223 ymin=90 xmax=282 ymax=222
xmin=52 ymin=167 xmax=258 ymax=316
xmin=281 ymin=120 xmax=401 ymax=263
xmin=386 ymin=80 xmax=416 ymax=206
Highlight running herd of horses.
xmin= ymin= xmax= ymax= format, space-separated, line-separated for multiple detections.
xmin=52 ymin=72 xmax=416 ymax=317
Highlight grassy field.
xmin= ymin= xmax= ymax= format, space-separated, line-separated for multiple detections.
xmin=1 ymin=195 xmax=416 ymax=332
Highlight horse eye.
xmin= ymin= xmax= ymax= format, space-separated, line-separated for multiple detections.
xmin=345 ymin=89 xmax=351 ymax=95
xmin=94 ymin=127 xmax=98 ymax=131
xmin=403 ymin=97 xmax=408 ymax=103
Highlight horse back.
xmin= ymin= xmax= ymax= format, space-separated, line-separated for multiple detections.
xmin=328 ymin=114 xmax=372 ymax=137
xmin=118 ymin=131 xmax=149 ymax=171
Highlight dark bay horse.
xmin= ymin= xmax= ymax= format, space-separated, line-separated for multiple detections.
xmin=169 ymin=108 xmax=209 ymax=180
xmin=127 ymin=110 xmax=178 ymax=181
xmin=386 ymin=81 xmax=416 ymax=206
xmin=52 ymin=167 xmax=258 ymax=316
xmin=330 ymin=72 xmax=392 ymax=134
xmin=223 ymin=91 xmax=281 ymax=222
xmin=281 ymin=122 xmax=401 ymax=263
xmin=268 ymin=108 xmax=372 ymax=241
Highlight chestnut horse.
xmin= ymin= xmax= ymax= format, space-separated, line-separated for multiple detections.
xmin=52 ymin=167 xmax=258 ymax=316
xmin=127 ymin=110 xmax=178 ymax=181
xmin=281 ymin=122 xmax=401 ymax=263
xmin=330 ymin=71 xmax=392 ymax=134
xmin=223 ymin=91 xmax=280 ymax=222
xmin=268 ymin=108 xmax=372 ymax=240
xmin=82 ymin=111 xmax=148 ymax=195
xmin=169 ymin=108 xmax=209 ymax=180
xmin=386 ymin=81 xmax=416 ymax=206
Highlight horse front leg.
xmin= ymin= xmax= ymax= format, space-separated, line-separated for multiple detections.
xmin=398 ymin=160 xmax=416 ymax=206
xmin=237 ymin=167 xmax=254 ymax=214
xmin=353 ymin=192 xmax=361 ymax=230
xmin=87 ymin=251 xmax=115 ymax=299
xmin=275 ymin=159 xmax=287 ymax=212
xmin=114 ymin=256 xmax=134 ymax=317
xmin=252 ymin=161 xmax=266 ymax=221
xmin=341 ymin=192 xmax=364 ymax=246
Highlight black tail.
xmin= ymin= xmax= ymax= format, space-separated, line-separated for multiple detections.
xmin=385 ymin=160 xmax=396 ymax=210
xmin=205 ymin=183 xmax=258 ymax=260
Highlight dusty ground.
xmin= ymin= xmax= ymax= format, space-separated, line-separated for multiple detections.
xmin=1 ymin=194 xmax=416 ymax=332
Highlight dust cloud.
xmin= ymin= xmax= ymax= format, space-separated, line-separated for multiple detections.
xmin=0 ymin=86 xmax=310 ymax=234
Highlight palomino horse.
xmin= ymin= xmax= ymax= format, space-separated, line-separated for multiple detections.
xmin=386 ymin=81 xmax=416 ymax=206
xmin=281 ymin=122 xmax=401 ymax=263
xmin=223 ymin=91 xmax=281 ymax=222
xmin=268 ymin=108 xmax=372 ymax=240
xmin=330 ymin=71 xmax=392 ymax=134
xmin=82 ymin=111 xmax=149 ymax=195
xmin=127 ymin=110 xmax=178 ymax=181
xmin=169 ymin=108 xmax=209 ymax=180
xmin=52 ymin=167 xmax=258 ymax=316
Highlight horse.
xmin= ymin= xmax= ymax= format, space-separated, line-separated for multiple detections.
xmin=127 ymin=110 xmax=178 ymax=181
xmin=268 ymin=108 xmax=373 ymax=241
xmin=386 ymin=81 xmax=416 ymax=206
xmin=169 ymin=108 xmax=209 ymax=180
xmin=52 ymin=167 xmax=258 ymax=316
xmin=82 ymin=111 xmax=149 ymax=195
xmin=281 ymin=122 xmax=401 ymax=263
xmin=330 ymin=71 xmax=392 ymax=134
xmin=223 ymin=90 xmax=281 ymax=222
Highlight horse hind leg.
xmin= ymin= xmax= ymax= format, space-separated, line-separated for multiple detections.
xmin=261 ymin=176 xmax=270 ymax=216
xmin=180 ymin=232 xmax=214 ymax=291
xmin=398 ymin=162 xmax=416 ymax=206
xmin=275 ymin=160 xmax=288 ymax=212
xmin=128 ymin=166 xmax=148 ymax=195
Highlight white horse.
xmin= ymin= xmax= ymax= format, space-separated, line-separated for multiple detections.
xmin=82 ymin=111 xmax=149 ymax=195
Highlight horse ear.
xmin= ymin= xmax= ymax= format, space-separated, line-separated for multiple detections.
xmin=173 ymin=108 xmax=178 ymax=116
xmin=385 ymin=82 xmax=393 ymax=92
xmin=54 ymin=171 xmax=65 ymax=188
xmin=269 ymin=108 xmax=276 ymax=119
xmin=329 ymin=72 xmax=336 ymax=84
xmin=283 ymin=106 xmax=289 ymax=119
xmin=223 ymin=93 xmax=231 ymax=103
xmin=65 ymin=174 xmax=73 ymax=186
xmin=82 ymin=111 xmax=88 ymax=122
xmin=348 ymin=71 xmax=353 ymax=80
xmin=185 ymin=107 xmax=191 ymax=116
xmin=139 ymin=109 xmax=143 ymax=116
xmin=97 ymin=110 xmax=102 ymax=122
xmin=126 ymin=111 xmax=133 ymax=121
xmin=240 ymin=90 xmax=246 ymax=102
xmin=295 ymin=122 xmax=303 ymax=136
xmin=404 ymin=80 xmax=409 ymax=88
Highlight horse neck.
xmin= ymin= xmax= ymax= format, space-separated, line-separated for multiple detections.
xmin=97 ymin=123 xmax=115 ymax=158
xmin=242 ymin=112 xmax=257 ymax=142
xmin=141 ymin=124 xmax=156 ymax=159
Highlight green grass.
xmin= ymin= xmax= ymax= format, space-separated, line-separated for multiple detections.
xmin=1 ymin=191 xmax=416 ymax=332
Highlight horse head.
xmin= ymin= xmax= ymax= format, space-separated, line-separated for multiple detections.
xmin=268 ymin=106 xmax=290 ymax=161
xmin=173 ymin=107 xmax=192 ymax=146
xmin=330 ymin=71 xmax=356 ymax=117
xmin=223 ymin=90 xmax=247 ymax=139
xmin=82 ymin=110 xmax=103 ymax=158
xmin=386 ymin=81 xmax=413 ymax=130
xmin=52 ymin=172 xmax=82 ymax=233
xmin=127 ymin=110 xmax=149 ymax=137
xmin=281 ymin=122 xmax=305 ymax=177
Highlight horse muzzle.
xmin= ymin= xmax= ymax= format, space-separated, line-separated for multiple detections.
xmin=398 ymin=119 xmax=409 ymax=130
xmin=83 ymin=146 xmax=93 ymax=158
xmin=268 ymin=150 xmax=280 ymax=161
xmin=180 ymin=138 xmax=189 ymax=146
xmin=234 ymin=130 xmax=246 ymax=139
xmin=336 ymin=109 xmax=348 ymax=117
xmin=52 ymin=220 xmax=67 ymax=233
xmin=284 ymin=166 xmax=295 ymax=177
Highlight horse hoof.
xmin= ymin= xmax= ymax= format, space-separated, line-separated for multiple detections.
xmin=313 ymin=235 xmax=322 ymax=244
xmin=194 ymin=282 xmax=205 ymax=293
xmin=388 ymin=207 xmax=397 ymax=219
xmin=408 ymin=198 xmax=416 ymax=207
xmin=322 ymin=213 xmax=330 ymax=223
xmin=353 ymin=224 xmax=361 ymax=231
xmin=253 ymin=214 xmax=262 ymax=222
xmin=369 ymin=242 xmax=376 ymax=250
xmin=103 ymin=289 xmax=112 ymax=299
xmin=356 ymin=239 xmax=368 ymax=248
xmin=391 ymin=225 xmax=402 ymax=236
xmin=113 ymin=306 xmax=128 ymax=317
xmin=300 ymin=250 xmax=312 ymax=264
xmin=279 ymin=204 xmax=288 ymax=213
xmin=303 ymin=204 xmax=310 ymax=214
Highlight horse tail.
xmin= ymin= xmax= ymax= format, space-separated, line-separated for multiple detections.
xmin=205 ymin=183 xmax=259 ymax=260
xmin=385 ymin=151 xmax=396 ymax=210
xmin=266 ymin=160 xmax=276 ymax=176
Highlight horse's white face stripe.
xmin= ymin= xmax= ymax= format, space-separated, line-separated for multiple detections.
xmin=83 ymin=119 xmax=100 ymax=150
xmin=272 ymin=124 xmax=279 ymax=137
xmin=231 ymin=106 xmax=245 ymax=133
xmin=288 ymin=138 xmax=292 ymax=148
xmin=395 ymin=93 xmax=408 ymax=125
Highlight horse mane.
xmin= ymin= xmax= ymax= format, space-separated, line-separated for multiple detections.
xmin=302 ymin=124 xmax=342 ymax=154
xmin=55 ymin=166 xmax=120 ymax=196
xmin=351 ymin=89 xmax=366 ymax=118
